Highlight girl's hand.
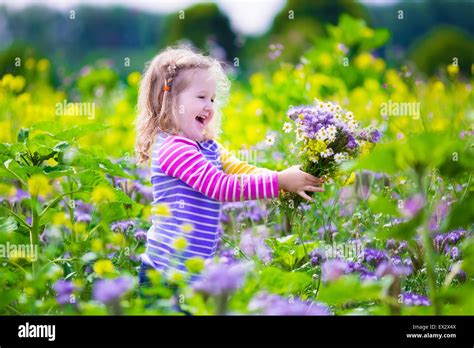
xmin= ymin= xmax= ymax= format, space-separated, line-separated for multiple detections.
xmin=277 ymin=165 xmax=325 ymax=202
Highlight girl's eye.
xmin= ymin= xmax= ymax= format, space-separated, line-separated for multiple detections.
xmin=198 ymin=96 xmax=205 ymax=99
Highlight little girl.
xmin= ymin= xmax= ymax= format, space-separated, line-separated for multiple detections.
xmin=135 ymin=46 xmax=324 ymax=285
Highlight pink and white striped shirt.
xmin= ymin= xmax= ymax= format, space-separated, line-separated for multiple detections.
xmin=141 ymin=133 xmax=279 ymax=277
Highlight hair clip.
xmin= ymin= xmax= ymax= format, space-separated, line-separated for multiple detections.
xmin=163 ymin=85 xmax=171 ymax=92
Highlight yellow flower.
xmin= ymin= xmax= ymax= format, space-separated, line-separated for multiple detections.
xmin=354 ymin=53 xmax=373 ymax=70
xmin=185 ymin=257 xmax=205 ymax=273
xmin=17 ymin=92 xmax=31 ymax=105
xmin=25 ymin=58 xmax=35 ymax=70
xmin=447 ymin=64 xmax=459 ymax=76
xmin=181 ymin=223 xmax=194 ymax=234
xmin=91 ymin=185 xmax=116 ymax=204
xmin=0 ymin=183 xmax=17 ymax=197
xmin=151 ymin=203 xmax=171 ymax=217
xmin=169 ymin=271 xmax=184 ymax=283
xmin=319 ymin=53 xmax=333 ymax=69
xmin=127 ymin=72 xmax=141 ymax=86
xmin=11 ymin=76 xmax=25 ymax=92
xmin=74 ymin=222 xmax=87 ymax=236
xmin=172 ymin=236 xmax=188 ymax=251
xmin=345 ymin=172 xmax=356 ymax=185
xmin=93 ymin=259 xmax=115 ymax=276
xmin=53 ymin=212 xmax=72 ymax=228
xmin=91 ymin=239 xmax=104 ymax=253
xmin=1 ymin=74 xmax=14 ymax=88
xmin=37 ymin=59 xmax=50 ymax=72
xmin=305 ymin=139 xmax=327 ymax=161
xmin=111 ymin=233 xmax=126 ymax=247
xmin=373 ymin=58 xmax=386 ymax=72
xmin=27 ymin=174 xmax=52 ymax=197
xmin=359 ymin=141 xmax=374 ymax=156
xmin=25 ymin=287 xmax=36 ymax=296
xmin=46 ymin=157 xmax=58 ymax=166
xmin=433 ymin=81 xmax=445 ymax=93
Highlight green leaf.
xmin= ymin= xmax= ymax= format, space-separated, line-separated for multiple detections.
xmin=378 ymin=213 xmax=424 ymax=240
xmin=43 ymin=165 xmax=76 ymax=179
xmin=98 ymin=202 xmax=127 ymax=223
xmin=3 ymin=159 xmax=28 ymax=184
xmin=30 ymin=121 xmax=64 ymax=135
xmin=317 ymin=275 xmax=385 ymax=306
xmin=77 ymin=170 xmax=109 ymax=191
xmin=441 ymin=192 xmax=474 ymax=232
xmin=460 ymin=238 xmax=474 ymax=275
xmin=368 ymin=195 xmax=399 ymax=216
xmin=54 ymin=124 xmax=109 ymax=142
xmin=351 ymin=143 xmax=399 ymax=174
xmin=0 ymin=216 xmax=18 ymax=234
xmin=259 ymin=267 xmax=312 ymax=295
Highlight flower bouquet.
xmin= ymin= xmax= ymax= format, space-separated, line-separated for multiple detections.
xmin=280 ymin=98 xmax=381 ymax=211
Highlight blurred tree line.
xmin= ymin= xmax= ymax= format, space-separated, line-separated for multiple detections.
xmin=0 ymin=0 xmax=473 ymax=85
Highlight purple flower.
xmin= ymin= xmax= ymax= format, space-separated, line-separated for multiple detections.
xmin=369 ymin=129 xmax=381 ymax=143
xmin=249 ymin=292 xmax=331 ymax=315
xmin=239 ymin=228 xmax=272 ymax=264
xmin=375 ymin=261 xmax=412 ymax=278
xmin=362 ymin=248 xmax=388 ymax=266
xmin=134 ymin=230 xmax=147 ymax=242
xmin=322 ymin=259 xmax=348 ymax=282
xmin=192 ymin=261 xmax=252 ymax=297
xmin=219 ymin=249 xmax=239 ymax=265
xmin=448 ymin=246 xmax=460 ymax=260
xmin=110 ymin=220 xmax=135 ymax=233
xmin=93 ymin=277 xmax=133 ymax=304
xmin=386 ymin=239 xmax=397 ymax=250
xmin=308 ymin=248 xmax=325 ymax=266
xmin=53 ymin=280 xmax=76 ymax=305
xmin=317 ymin=223 xmax=338 ymax=239
xmin=401 ymin=292 xmax=431 ymax=306
xmin=401 ymin=194 xmax=425 ymax=218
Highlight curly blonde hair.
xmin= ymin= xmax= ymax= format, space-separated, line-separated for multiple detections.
xmin=135 ymin=45 xmax=231 ymax=163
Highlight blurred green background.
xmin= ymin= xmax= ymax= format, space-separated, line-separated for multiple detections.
xmin=1 ymin=0 xmax=473 ymax=83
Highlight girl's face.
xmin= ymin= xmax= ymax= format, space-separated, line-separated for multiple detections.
xmin=176 ymin=69 xmax=216 ymax=142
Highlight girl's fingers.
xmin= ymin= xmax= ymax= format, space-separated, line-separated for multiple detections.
xmin=305 ymin=174 xmax=321 ymax=184
xmin=297 ymin=191 xmax=313 ymax=202
xmin=305 ymin=175 xmax=323 ymax=185
xmin=303 ymin=185 xmax=325 ymax=193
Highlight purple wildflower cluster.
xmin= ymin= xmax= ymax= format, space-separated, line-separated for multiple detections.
xmin=93 ymin=277 xmax=133 ymax=304
xmin=433 ymin=229 xmax=468 ymax=260
xmin=239 ymin=227 xmax=272 ymax=264
xmin=287 ymin=100 xmax=380 ymax=158
xmin=220 ymin=201 xmax=267 ymax=224
xmin=192 ymin=260 xmax=252 ymax=297
xmin=401 ymin=292 xmax=431 ymax=306
xmin=249 ymin=292 xmax=331 ymax=315
xmin=53 ymin=280 xmax=76 ymax=305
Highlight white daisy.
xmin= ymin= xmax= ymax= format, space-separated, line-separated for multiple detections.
xmin=282 ymin=122 xmax=293 ymax=133
xmin=320 ymin=148 xmax=334 ymax=158
xmin=265 ymin=135 xmax=276 ymax=146
xmin=334 ymin=152 xmax=349 ymax=163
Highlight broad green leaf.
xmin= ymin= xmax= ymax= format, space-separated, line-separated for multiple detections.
xmin=99 ymin=202 xmax=127 ymax=223
xmin=441 ymin=192 xmax=474 ymax=232
xmin=378 ymin=213 xmax=424 ymax=240
xmin=0 ymin=216 xmax=18 ymax=233
xmin=259 ymin=267 xmax=312 ymax=295
xmin=43 ymin=165 xmax=76 ymax=178
xmin=368 ymin=195 xmax=399 ymax=215
xmin=54 ymin=124 xmax=109 ymax=141
xmin=317 ymin=275 xmax=385 ymax=306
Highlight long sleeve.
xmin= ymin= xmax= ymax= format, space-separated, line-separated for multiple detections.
xmin=216 ymin=141 xmax=268 ymax=175
xmin=157 ymin=136 xmax=279 ymax=202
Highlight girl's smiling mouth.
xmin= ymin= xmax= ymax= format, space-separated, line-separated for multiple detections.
xmin=195 ymin=114 xmax=211 ymax=128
